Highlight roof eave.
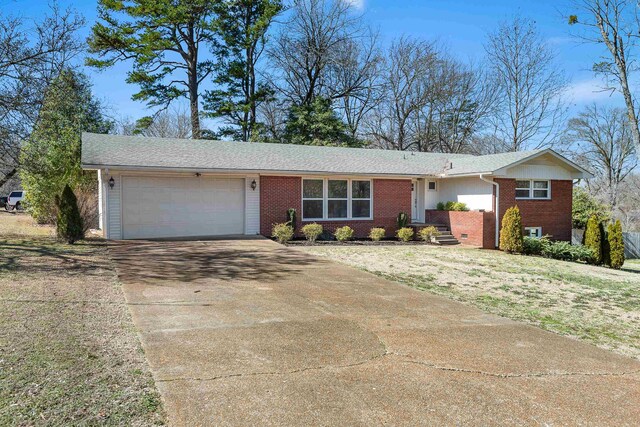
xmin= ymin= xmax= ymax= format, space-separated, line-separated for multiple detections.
xmin=81 ymin=163 xmax=426 ymax=179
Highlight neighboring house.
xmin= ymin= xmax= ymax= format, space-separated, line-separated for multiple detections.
xmin=81 ymin=133 xmax=592 ymax=248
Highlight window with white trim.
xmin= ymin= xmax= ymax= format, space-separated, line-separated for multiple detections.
xmin=302 ymin=178 xmax=372 ymax=220
xmin=428 ymin=181 xmax=437 ymax=191
xmin=525 ymin=227 xmax=542 ymax=238
xmin=516 ymin=180 xmax=550 ymax=199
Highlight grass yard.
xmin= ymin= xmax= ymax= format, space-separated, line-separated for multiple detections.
xmin=0 ymin=212 xmax=164 ymax=425
xmin=300 ymin=243 xmax=640 ymax=359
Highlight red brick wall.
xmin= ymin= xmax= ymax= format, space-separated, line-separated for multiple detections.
xmin=426 ymin=210 xmax=496 ymax=248
xmin=260 ymin=176 xmax=412 ymax=238
xmin=495 ymin=178 xmax=573 ymax=241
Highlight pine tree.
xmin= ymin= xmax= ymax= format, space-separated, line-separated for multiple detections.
xmin=283 ymin=97 xmax=359 ymax=146
xmin=56 ymin=184 xmax=84 ymax=244
xmin=499 ymin=206 xmax=524 ymax=253
xmin=584 ymin=214 xmax=603 ymax=265
xmin=607 ymin=220 xmax=625 ymax=269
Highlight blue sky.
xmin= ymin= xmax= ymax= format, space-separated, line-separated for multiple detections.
xmin=8 ymin=0 xmax=625 ymax=124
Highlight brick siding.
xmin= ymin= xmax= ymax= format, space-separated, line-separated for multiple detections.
xmin=260 ymin=176 xmax=412 ymax=238
xmin=426 ymin=210 xmax=496 ymax=248
xmin=495 ymin=178 xmax=573 ymax=241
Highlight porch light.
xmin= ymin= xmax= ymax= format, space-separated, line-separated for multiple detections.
xmin=251 ymin=179 xmax=257 ymax=191
xmin=108 ymin=176 xmax=115 ymax=189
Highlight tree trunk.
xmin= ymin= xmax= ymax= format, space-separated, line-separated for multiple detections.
xmin=189 ymin=69 xmax=201 ymax=139
xmin=0 ymin=167 xmax=17 ymax=188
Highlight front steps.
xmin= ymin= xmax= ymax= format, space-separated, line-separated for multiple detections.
xmin=410 ymin=223 xmax=461 ymax=246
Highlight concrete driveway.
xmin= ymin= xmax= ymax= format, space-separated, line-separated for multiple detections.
xmin=110 ymin=239 xmax=640 ymax=426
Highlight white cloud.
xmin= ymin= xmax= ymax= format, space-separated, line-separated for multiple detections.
xmin=565 ymin=78 xmax=618 ymax=104
xmin=344 ymin=0 xmax=364 ymax=10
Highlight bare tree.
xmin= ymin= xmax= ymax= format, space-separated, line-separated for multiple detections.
xmin=569 ymin=0 xmax=640 ymax=153
xmin=365 ymin=38 xmax=439 ymax=151
xmin=365 ymin=38 xmax=494 ymax=153
xmin=429 ymin=59 xmax=497 ymax=153
xmin=485 ymin=16 xmax=567 ymax=151
xmin=566 ymin=105 xmax=637 ymax=209
xmin=118 ymin=106 xmax=193 ymax=139
xmin=0 ymin=6 xmax=84 ymax=188
xmin=269 ymin=0 xmax=378 ymax=106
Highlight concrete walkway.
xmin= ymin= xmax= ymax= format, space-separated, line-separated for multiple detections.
xmin=109 ymin=239 xmax=640 ymax=426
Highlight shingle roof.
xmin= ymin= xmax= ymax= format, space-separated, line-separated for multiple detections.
xmin=80 ymin=133 xmax=568 ymax=177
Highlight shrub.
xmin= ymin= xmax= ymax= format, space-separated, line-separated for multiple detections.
xmin=418 ymin=226 xmax=440 ymax=242
xmin=584 ymin=214 xmax=603 ymax=265
xmin=572 ymin=187 xmax=610 ymax=229
xmin=396 ymin=212 xmax=409 ymax=229
xmin=56 ymin=184 xmax=84 ymax=244
xmin=499 ymin=206 xmax=523 ymax=253
xmin=301 ymin=223 xmax=323 ymax=243
xmin=272 ymin=223 xmax=294 ymax=243
xmin=334 ymin=226 xmax=354 ymax=242
xmin=607 ymin=220 xmax=625 ymax=269
xmin=438 ymin=201 xmax=469 ymax=211
xmin=541 ymin=241 xmax=593 ymax=262
xmin=396 ymin=227 xmax=414 ymax=242
xmin=369 ymin=227 xmax=386 ymax=241
xmin=286 ymin=208 xmax=297 ymax=230
xmin=522 ymin=236 xmax=548 ymax=255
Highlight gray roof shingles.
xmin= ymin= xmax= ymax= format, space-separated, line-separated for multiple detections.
xmin=81 ymin=133 xmax=551 ymax=177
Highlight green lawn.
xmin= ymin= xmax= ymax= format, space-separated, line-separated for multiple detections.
xmin=300 ymin=243 xmax=640 ymax=359
xmin=0 ymin=213 xmax=164 ymax=425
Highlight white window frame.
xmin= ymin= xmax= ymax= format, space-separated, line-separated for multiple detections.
xmin=428 ymin=181 xmax=437 ymax=191
xmin=302 ymin=178 xmax=373 ymax=221
xmin=515 ymin=180 xmax=551 ymax=200
xmin=525 ymin=227 xmax=543 ymax=238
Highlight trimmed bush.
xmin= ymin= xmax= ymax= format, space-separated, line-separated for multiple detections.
xmin=272 ymin=223 xmax=294 ymax=244
xmin=499 ymin=206 xmax=523 ymax=253
xmin=301 ymin=223 xmax=323 ymax=243
xmin=436 ymin=202 xmax=445 ymax=211
xmin=584 ymin=214 xmax=603 ymax=265
xmin=396 ymin=227 xmax=414 ymax=242
xmin=56 ymin=184 xmax=84 ymax=244
xmin=334 ymin=226 xmax=354 ymax=242
xmin=418 ymin=226 xmax=440 ymax=242
xmin=608 ymin=220 xmax=625 ymax=269
xmin=396 ymin=212 xmax=409 ymax=229
xmin=522 ymin=236 xmax=547 ymax=255
xmin=369 ymin=227 xmax=386 ymax=242
xmin=437 ymin=201 xmax=469 ymax=211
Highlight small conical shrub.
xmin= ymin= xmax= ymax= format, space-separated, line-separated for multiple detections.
xmin=607 ymin=220 xmax=625 ymax=269
xmin=499 ymin=206 xmax=523 ymax=253
xmin=584 ymin=214 xmax=603 ymax=265
xmin=56 ymin=184 xmax=84 ymax=244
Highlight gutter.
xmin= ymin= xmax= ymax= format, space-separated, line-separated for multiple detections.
xmin=479 ymin=174 xmax=499 ymax=248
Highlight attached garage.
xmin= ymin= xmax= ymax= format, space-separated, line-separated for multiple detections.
xmin=121 ymin=176 xmax=246 ymax=239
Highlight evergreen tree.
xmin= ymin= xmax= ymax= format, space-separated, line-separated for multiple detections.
xmin=584 ymin=214 xmax=603 ymax=265
xmin=283 ymin=97 xmax=359 ymax=146
xmin=572 ymin=187 xmax=610 ymax=229
xmin=20 ymin=70 xmax=112 ymax=223
xmin=56 ymin=184 xmax=84 ymax=244
xmin=204 ymin=0 xmax=283 ymax=141
xmin=499 ymin=206 xmax=524 ymax=253
xmin=607 ymin=220 xmax=625 ymax=269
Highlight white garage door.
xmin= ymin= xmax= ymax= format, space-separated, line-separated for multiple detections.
xmin=122 ymin=176 xmax=245 ymax=239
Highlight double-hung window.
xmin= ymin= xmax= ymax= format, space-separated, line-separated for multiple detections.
xmin=302 ymin=178 xmax=372 ymax=220
xmin=515 ymin=180 xmax=550 ymax=200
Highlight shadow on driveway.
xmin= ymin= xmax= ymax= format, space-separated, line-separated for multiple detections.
xmin=109 ymin=239 xmax=321 ymax=284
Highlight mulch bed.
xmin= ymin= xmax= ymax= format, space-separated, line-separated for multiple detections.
xmin=284 ymin=239 xmax=434 ymax=246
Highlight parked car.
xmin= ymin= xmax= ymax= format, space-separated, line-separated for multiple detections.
xmin=5 ymin=190 xmax=25 ymax=211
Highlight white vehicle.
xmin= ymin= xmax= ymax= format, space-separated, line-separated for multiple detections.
xmin=5 ymin=190 xmax=25 ymax=211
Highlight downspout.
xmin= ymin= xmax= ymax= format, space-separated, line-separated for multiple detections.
xmin=480 ymin=174 xmax=499 ymax=248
